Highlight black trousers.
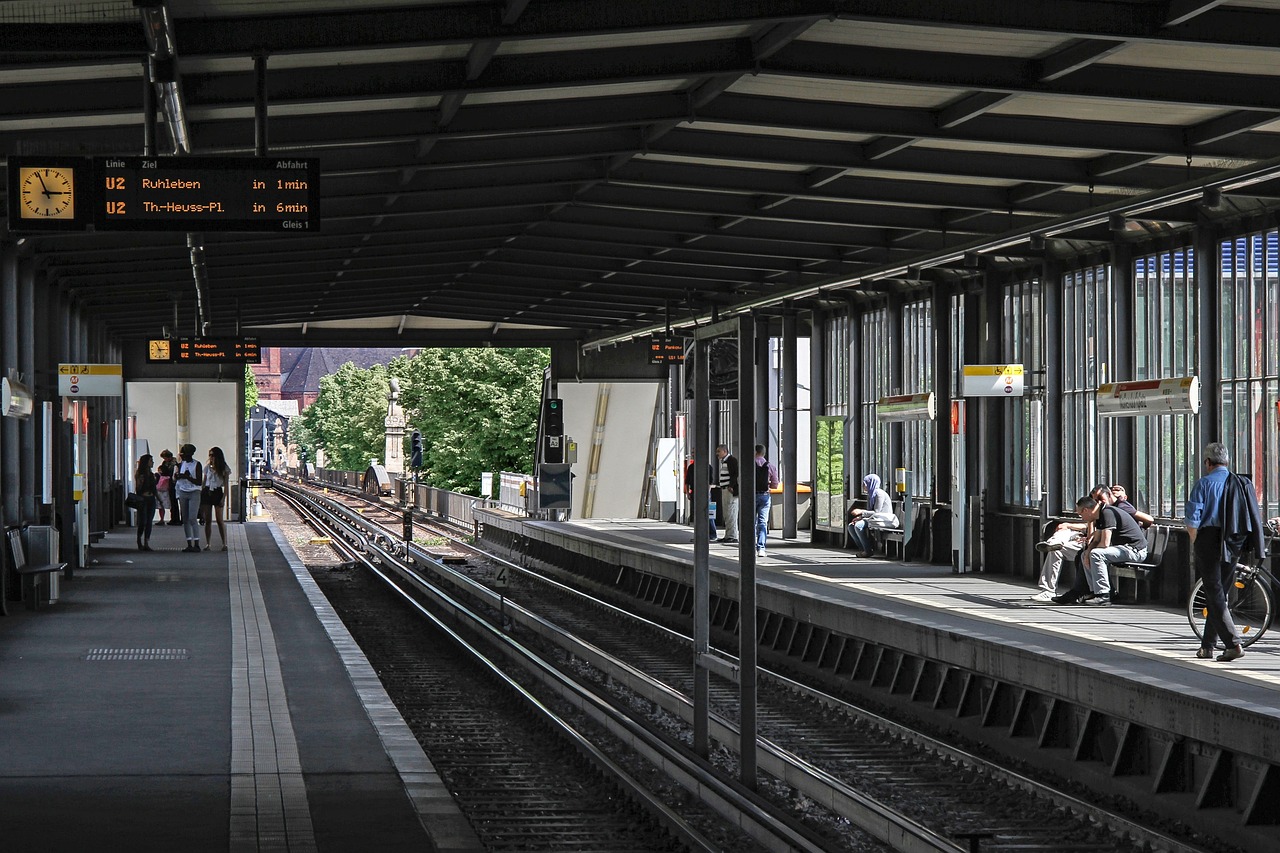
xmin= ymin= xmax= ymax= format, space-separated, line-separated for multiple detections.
xmin=1193 ymin=527 xmax=1242 ymax=649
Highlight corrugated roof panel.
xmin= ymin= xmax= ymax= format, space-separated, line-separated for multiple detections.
xmin=495 ymin=25 xmax=753 ymax=55
xmin=1225 ymin=0 xmax=1280 ymax=10
xmin=635 ymin=152 xmax=809 ymax=173
xmin=799 ymin=18 xmax=1068 ymax=57
xmin=170 ymin=0 xmax=480 ymax=17
xmin=913 ymin=138 xmax=1105 ymax=160
xmin=465 ymin=79 xmax=690 ymax=105
xmin=729 ymin=73 xmax=955 ymax=109
xmin=0 ymin=62 xmax=140 ymax=85
xmin=840 ymin=168 xmax=1019 ymax=188
xmin=990 ymin=94 xmax=1223 ymax=125
xmin=690 ymin=120 xmax=871 ymax=144
xmin=1098 ymin=41 xmax=1280 ymax=75
xmin=1147 ymin=154 xmax=1256 ymax=169
xmin=181 ymin=45 xmax=467 ymax=74
xmin=187 ymin=95 xmax=445 ymax=121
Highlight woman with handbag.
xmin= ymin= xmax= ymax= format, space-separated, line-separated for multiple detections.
xmin=133 ymin=454 xmax=158 ymax=551
xmin=202 ymin=446 xmax=232 ymax=552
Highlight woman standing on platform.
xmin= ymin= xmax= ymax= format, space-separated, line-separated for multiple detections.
xmin=155 ymin=449 xmax=174 ymax=524
xmin=133 ymin=454 xmax=157 ymax=551
xmin=202 ymin=446 xmax=231 ymax=552
xmin=173 ymin=444 xmax=204 ymax=553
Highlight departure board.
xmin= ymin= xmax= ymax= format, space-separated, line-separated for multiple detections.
xmin=95 ymin=157 xmax=319 ymax=232
xmin=649 ymin=338 xmax=684 ymax=364
xmin=161 ymin=337 xmax=262 ymax=364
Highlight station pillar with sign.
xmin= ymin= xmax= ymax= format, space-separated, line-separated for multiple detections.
xmin=950 ymin=401 xmax=966 ymax=573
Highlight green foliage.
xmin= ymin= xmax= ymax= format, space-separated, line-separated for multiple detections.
xmin=399 ymin=348 xmax=547 ymax=493
xmin=297 ymin=362 xmax=396 ymax=471
xmin=293 ymin=348 xmax=547 ymax=493
xmin=244 ymin=365 xmax=259 ymax=411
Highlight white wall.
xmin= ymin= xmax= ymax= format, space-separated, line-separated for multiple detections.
xmin=559 ymin=382 xmax=660 ymax=519
xmin=127 ymin=379 xmax=241 ymax=486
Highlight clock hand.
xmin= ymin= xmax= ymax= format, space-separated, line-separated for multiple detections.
xmin=36 ymin=172 xmax=52 ymax=197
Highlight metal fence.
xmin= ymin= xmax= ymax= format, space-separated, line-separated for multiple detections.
xmin=308 ymin=467 xmax=532 ymax=526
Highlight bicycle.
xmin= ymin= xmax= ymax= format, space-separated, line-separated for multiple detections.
xmin=1187 ymin=558 xmax=1276 ymax=647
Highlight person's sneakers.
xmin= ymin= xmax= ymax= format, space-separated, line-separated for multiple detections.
xmin=1082 ymin=595 xmax=1111 ymax=607
xmin=1217 ymin=644 xmax=1244 ymax=662
xmin=1051 ymin=593 xmax=1080 ymax=605
xmin=1035 ymin=541 xmax=1063 ymax=554
xmin=1030 ymin=590 xmax=1055 ymax=602
xmin=756 ymin=548 xmax=766 ymax=557
xmin=718 ymin=538 xmax=739 ymax=544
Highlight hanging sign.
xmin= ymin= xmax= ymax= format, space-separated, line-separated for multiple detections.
xmin=961 ymin=364 xmax=1024 ymax=398
xmin=58 ymin=363 xmax=123 ymax=397
xmin=1097 ymin=376 xmax=1200 ymax=416
xmin=876 ymin=392 xmax=936 ymax=421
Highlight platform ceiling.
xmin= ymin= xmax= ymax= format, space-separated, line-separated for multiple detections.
xmin=5 ymin=1 xmax=1280 ymax=348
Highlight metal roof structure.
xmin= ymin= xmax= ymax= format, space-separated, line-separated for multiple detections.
xmin=5 ymin=0 xmax=1280 ymax=348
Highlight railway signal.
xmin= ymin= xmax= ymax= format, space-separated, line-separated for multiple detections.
xmin=410 ymin=430 xmax=423 ymax=470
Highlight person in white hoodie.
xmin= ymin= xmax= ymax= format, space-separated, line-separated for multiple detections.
xmin=847 ymin=473 xmax=898 ymax=557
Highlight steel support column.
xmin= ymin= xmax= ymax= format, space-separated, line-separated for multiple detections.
xmin=1112 ymin=241 xmax=1136 ymax=482
xmin=1043 ymin=258 xmax=1065 ymax=517
xmin=18 ymin=252 xmax=36 ymax=523
xmin=2 ymin=241 xmax=20 ymax=531
xmin=781 ymin=311 xmax=797 ymax=539
xmin=1195 ymin=227 xmax=1221 ymax=446
xmin=691 ymin=336 xmax=710 ymax=757
xmin=737 ymin=313 xmax=758 ymax=789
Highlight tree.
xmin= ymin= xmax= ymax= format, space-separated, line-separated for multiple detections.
xmin=296 ymin=362 xmax=395 ymax=471
xmin=244 ymin=365 xmax=259 ymax=411
xmin=399 ymin=348 xmax=547 ymax=493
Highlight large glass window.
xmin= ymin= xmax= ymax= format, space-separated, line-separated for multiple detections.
xmin=1220 ymin=232 xmax=1279 ymax=518
xmin=858 ymin=307 xmax=890 ymax=483
xmin=1061 ymin=263 xmax=1115 ymax=506
xmin=901 ymin=299 xmax=934 ymax=498
xmin=823 ymin=311 xmax=850 ymax=416
xmin=1134 ymin=246 xmax=1198 ymax=517
xmin=1002 ymin=278 xmax=1043 ymax=506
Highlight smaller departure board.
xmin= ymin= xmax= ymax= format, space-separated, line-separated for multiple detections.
xmin=649 ymin=337 xmax=685 ymax=364
xmin=150 ymin=337 xmax=262 ymax=364
xmin=96 ymin=157 xmax=318 ymax=232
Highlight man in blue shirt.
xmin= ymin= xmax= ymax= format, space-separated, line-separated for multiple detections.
xmin=1184 ymin=442 xmax=1243 ymax=661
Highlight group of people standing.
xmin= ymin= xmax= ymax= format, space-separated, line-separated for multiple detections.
xmin=688 ymin=444 xmax=778 ymax=557
xmin=132 ymin=444 xmax=231 ymax=553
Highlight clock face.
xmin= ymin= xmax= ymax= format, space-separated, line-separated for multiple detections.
xmin=148 ymin=339 xmax=171 ymax=362
xmin=19 ymin=166 xmax=75 ymax=219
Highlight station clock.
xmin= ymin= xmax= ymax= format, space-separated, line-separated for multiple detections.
xmin=18 ymin=165 xmax=77 ymax=219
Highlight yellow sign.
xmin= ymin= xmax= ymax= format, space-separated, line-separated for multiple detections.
xmin=58 ymin=363 xmax=123 ymax=397
xmin=58 ymin=364 xmax=122 ymax=376
xmin=961 ymin=364 xmax=1025 ymax=397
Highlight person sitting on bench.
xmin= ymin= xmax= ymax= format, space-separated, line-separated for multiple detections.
xmin=847 ymin=473 xmax=898 ymax=558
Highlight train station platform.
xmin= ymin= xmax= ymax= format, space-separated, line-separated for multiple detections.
xmin=476 ymin=512 xmax=1280 ymax=847
xmin=0 ymin=522 xmax=480 ymax=853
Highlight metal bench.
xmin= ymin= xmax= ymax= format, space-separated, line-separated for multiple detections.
xmin=1112 ymin=525 xmax=1171 ymax=604
xmin=881 ymin=503 xmax=908 ymax=559
xmin=6 ymin=528 xmax=67 ymax=611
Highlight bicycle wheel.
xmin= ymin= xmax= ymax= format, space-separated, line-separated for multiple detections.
xmin=1188 ymin=574 xmax=1272 ymax=647
xmin=1230 ymin=575 xmax=1272 ymax=646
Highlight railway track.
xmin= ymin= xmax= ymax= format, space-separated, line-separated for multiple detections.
xmin=273 ymin=478 xmax=1217 ymax=853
